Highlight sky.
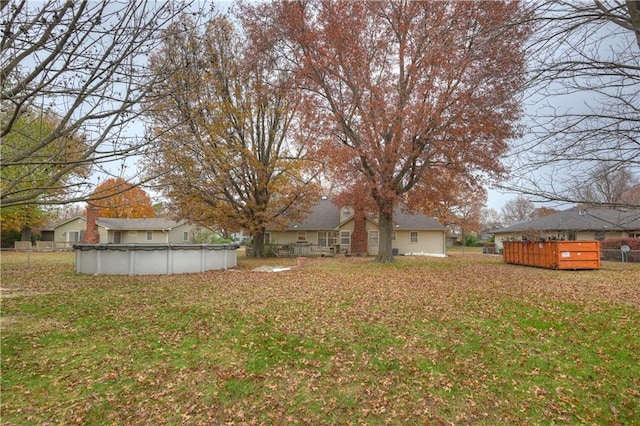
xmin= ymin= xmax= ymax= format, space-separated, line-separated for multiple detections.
xmin=49 ymin=0 xmax=626 ymax=215
xmin=486 ymin=190 xmax=514 ymax=213
xmin=98 ymin=0 xmax=533 ymax=214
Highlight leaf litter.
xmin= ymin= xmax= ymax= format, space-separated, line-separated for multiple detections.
xmin=1 ymin=252 xmax=639 ymax=424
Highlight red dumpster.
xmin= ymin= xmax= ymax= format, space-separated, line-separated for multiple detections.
xmin=502 ymin=240 xmax=600 ymax=270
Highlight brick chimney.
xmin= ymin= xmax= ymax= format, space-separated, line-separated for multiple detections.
xmin=350 ymin=207 xmax=368 ymax=255
xmin=83 ymin=205 xmax=100 ymax=243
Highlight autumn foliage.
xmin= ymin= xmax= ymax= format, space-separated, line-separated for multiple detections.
xmin=242 ymin=1 xmax=531 ymax=262
xmin=144 ymin=14 xmax=322 ymax=256
xmin=89 ymin=178 xmax=155 ymax=218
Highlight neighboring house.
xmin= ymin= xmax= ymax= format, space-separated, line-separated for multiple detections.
xmin=49 ymin=216 xmax=210 ymax=247
xmin=492 ymin=208 xmax=640 ymax=251
xmin=266 ymin=197 xmax=447 ymax=256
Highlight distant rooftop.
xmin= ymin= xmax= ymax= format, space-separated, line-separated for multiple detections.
xmin=494 ymin=208 xmax=640 ymax=233
xmin=285 ymin=198 xmax=445 ymax=231
xmin=96 ymin=218 xmax=186 ymax=231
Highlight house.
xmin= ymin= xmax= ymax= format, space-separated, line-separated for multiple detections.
xmin=48 ymin=216 xmax=210 ymax=248
xmin=265 ymin=197 xmax=447 ymax=256
xmin=492 ymin=207 xmax=640 ymax=251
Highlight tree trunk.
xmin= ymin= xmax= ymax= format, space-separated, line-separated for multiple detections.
xmin=21 ymin=226 xmax=32 ymax=242
xmin=626 ymin=0 xmax=640 ymax=48
xmin=375 ymin=206 xmax=395 ymax=263
xmin=252 ymin=228 xmax=266 ymax=258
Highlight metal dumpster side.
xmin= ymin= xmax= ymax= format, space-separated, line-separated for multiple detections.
xmin=503 ymin=240 xmax=600 ymax=270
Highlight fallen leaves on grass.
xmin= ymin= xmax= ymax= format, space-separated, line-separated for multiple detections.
xmin=1 ymin=253 xmax=639 ymax=424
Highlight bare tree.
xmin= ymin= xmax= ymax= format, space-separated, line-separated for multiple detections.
xmin=505 ymin=0 xmax=640 ymax=207
xmin=501 ymin=195 xmax=535 ymax=225
xmin=574 ymin=164 xmax=640 ymax=206
xmin=480 ymin=207 xmax=503 ymax=233
xmin=1 ymin=0 xmax=200 ymax=208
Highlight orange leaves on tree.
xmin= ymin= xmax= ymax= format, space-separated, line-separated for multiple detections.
xmin=90 ymin=178 xmax=155 ymax=219
xmin=143 ymin=15 xmax=322 ymax=257
xmin=243 ymin=0 xmax=531 ymax=262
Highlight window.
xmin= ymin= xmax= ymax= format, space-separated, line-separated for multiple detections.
xmin=630 ymin=232 xmax=640 ymax=238
xmin=183 ymin=231 xmax=189 ymax=241
xmin=340 ymin=231 xmax=351 ymax=246
xmin=68 ymin=231 xmax=80 ymax=242
xmin=317 ymin=231 xmax=338 ymax=247
xmin=410 ymin=231 xmax=418 ymax=243
xmin=146 ymin=231 xmax=153 ymax=241
xmin=265 ymin=232 xmax=271 ymax=243
xmin=128 ymin=231 xmax=137 ymax=237
xmin=369 ymin=230 xmax=379 ymax=246
xmin=594 ymin=231 xmax=605 ymax=240
xmin=297 ymin=231 xmax=307 ymax=242
xmin=342 ymin=207 xmax=352 ymax=219
xmin=329 ymin=231 xmax=337 ymax=246
xmin=392 ymin=231 xmax=397 ymax=241
xmin=568 ymin=231 xmax=577 ymax=241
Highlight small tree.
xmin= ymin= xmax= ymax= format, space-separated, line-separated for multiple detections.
xmin=90 ymin=178 xmax=155 ymax=219
xmin=532 ymin=206 xmax=559 ymax=218
xmin=464 ymin=234 xmax=479 ymax=247
xmin=501 ymin=195 xmax=535 ymax=225
xmin=480 ymin=207 xmax=503 ymax=234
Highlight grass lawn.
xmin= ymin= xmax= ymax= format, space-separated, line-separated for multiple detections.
xmin=1 ymin=251 xmax=639 ymax=425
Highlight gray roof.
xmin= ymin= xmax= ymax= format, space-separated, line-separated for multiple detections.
xmin=287 ymin=198 xmax=341 ymax=230
xmin=393 ymin=207 xmax=446 ymax=230
xmin=286 ymin=198 xmax=445 ymax=231
xmin=96 ymin=218 xmax=186 ymax=231
xmin=494 ymin=208 xmax=640 ymax=234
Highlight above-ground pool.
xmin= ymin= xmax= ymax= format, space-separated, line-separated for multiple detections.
xmin=74 ymin=243 xmax=239 ymax=275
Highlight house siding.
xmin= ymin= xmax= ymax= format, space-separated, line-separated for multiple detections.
xmin=105 ymin=226 xmax=200 ymax=244
xmin=106 ymin=230 xmax=168 ymax=244
xmin=265 ymin=199 xmax=447 ymax=256
xmin=53 ymin=218 xmax=86 ymax=248
xmin=53 ymin=217 xmax=208 ymax=246
xmin=268 ymin=231 xmax=307 ymax=245
xmin=270 ymin=226 xmax=446 ymax=256
xmin=168 ymin=224 xmax=198 ymax=243
xmin=98 ymin=226 xmax=109 ymax=243
xmin=394 ymin=230 xmax=445 ymax=255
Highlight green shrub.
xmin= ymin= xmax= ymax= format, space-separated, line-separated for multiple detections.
xmin=464 ymin=234 xmax=479 ymax=247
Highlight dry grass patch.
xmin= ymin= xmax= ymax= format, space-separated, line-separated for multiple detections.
xmin=1 ymin=251 xmax=639 ymax=424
